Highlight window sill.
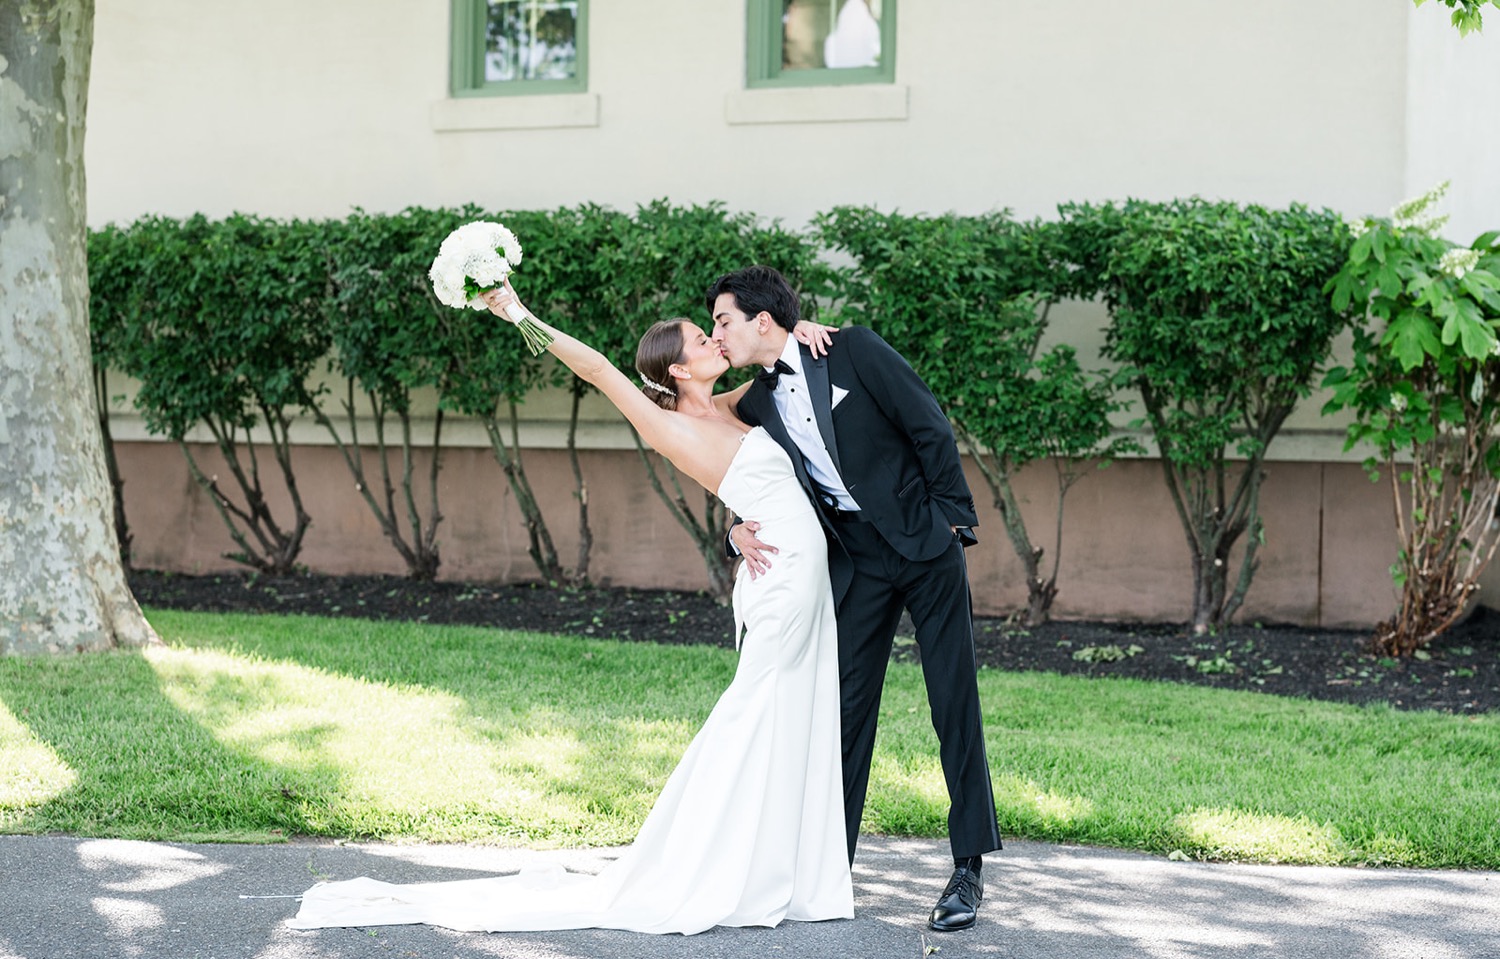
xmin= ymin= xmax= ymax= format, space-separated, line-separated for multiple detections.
xmin=430 ymin=93 xmax=600 ymax=132
xmin=724 ymin=84 xmax=908 ymax=125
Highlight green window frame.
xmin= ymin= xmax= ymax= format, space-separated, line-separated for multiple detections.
xmin=449 ymin=0 xmax=589 ymax=98
xmin=747 ymin=0 xmax=896 ymax=89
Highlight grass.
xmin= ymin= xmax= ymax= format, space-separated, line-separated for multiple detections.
xmin=1 ymin=609 xmax=1496 ymax=868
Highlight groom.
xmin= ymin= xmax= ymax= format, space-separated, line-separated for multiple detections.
xmin=708 ymin=265 xmax=1002 ymax=932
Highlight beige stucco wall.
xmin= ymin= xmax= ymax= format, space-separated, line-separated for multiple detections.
xmin=1406 ymin=10 xmax=1500 ymax=246
xmin=89 ymin=0 xmax=1413 ymax=227
xmin=86 ymin=0 xmax=1500 ymax=625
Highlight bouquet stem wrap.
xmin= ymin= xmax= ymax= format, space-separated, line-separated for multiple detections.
xmin=502 ymin=299 xmax=554 ymax=356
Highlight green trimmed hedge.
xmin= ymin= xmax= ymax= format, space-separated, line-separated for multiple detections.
xmin=89 ymin=199 xmax=1355 ymax=630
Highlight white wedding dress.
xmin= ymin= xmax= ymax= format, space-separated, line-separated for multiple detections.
xmin=289 ymin=427 xmax=853 ymax=936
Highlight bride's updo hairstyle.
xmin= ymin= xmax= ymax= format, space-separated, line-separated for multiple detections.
xmin=635 ymin=319 xmax=689 ymax=412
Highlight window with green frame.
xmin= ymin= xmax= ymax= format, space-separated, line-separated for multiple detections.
xmin=747 ymin=0 xmax=895 ymax=88
xmin=449 ymin=0 xmax=589 ymax=97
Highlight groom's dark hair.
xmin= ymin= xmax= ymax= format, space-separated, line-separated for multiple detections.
xmin=705 ymin=265 xmax=800 ymax=332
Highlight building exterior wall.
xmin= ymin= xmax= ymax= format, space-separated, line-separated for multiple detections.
xmin=114 ymin=440 xmax=1400 ymax=629
xmin=1405 ymin=10 xmax=1500 ymax=246
xmin=86 ymin=1 xmax=1500 ymax=625
xmin=89 ymin=1 xmax=1414 ymax=226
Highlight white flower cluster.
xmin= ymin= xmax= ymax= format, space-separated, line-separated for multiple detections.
xmin=1345 ymin=216 xmax=1370 ymax=240
xmin=1390 ymin=181 xmax=1451 ymax=235
xmin=1438 ymin=247 xmax=1481 ymax=280
xmin=429 ymin=221 xmax=524 ymax=310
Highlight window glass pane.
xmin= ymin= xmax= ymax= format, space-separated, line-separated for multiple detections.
xmin=782 ymin=0 xmax=882 ymax=72
xmin=485 ymin=1 xmax=580 ymax=83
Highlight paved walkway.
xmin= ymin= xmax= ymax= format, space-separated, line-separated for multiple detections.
xmin=2 ymin=835 xmax=1497 ymax=959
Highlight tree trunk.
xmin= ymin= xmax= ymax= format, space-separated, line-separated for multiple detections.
xmin=481 ymin=404 xmax=563 ymax=583
xmin=961 ymin=438 xmax=1054 ymax=625
xmin=312 ymin=384 xmax=444 ymax=580
xmin=566 ymin=387 xmax=593 ymax=587
xmin=0 ymin=0 xmax=157 ymax=654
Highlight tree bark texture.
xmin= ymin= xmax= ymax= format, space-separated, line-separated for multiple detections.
xmin=0 ymin=0 xmax=156 ymax=654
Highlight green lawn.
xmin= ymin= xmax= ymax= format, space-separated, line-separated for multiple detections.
xmin=1 ymin=609 xmax=1495 ymax=868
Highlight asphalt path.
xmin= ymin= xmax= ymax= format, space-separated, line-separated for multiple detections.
xmin=2 ymin=835 xmax=1496 ymax=959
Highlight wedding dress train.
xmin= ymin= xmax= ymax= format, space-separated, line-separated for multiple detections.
xmin=289 ymin=427 xmax=852 ymax=935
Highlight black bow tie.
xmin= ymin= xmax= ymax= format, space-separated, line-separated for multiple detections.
xmin=757 ymin=359 xmax=795 ymax=390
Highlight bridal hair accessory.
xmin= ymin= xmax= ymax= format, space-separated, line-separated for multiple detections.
xmin=639 ymin=373 xmax=676 ymax=395
xmin=429 ymin=220 xmax=553 ymax=356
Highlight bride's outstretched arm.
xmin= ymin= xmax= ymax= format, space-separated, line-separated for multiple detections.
xmin=480 ymin=283 xmax=690 ymax=456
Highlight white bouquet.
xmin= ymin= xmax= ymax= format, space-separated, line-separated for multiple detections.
xmin=428 ymin=220 xmax=552 ymax=355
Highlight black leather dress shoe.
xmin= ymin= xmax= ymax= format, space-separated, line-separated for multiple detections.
xmin=927 ymin=862 xmax=983 ymax=931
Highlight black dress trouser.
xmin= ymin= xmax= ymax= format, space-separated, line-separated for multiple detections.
xmin=830 ymin=517 xmax=1003 ymax=864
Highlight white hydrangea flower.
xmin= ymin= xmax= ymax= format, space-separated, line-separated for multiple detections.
xmin=1391 ymin=393 xmax=1408 ymax=413
xmin=1345 ymin=215 xmax=1369 ymax=239
xmin=1438 ymin=247 xmax=1481 ymax=279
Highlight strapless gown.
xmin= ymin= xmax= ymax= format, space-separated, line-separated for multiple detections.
xmin=288 ymin=427 xmax=852 ymax=936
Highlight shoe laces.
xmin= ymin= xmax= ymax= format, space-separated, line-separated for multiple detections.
xmin=942 ymin=864 xmax=981 ymax=899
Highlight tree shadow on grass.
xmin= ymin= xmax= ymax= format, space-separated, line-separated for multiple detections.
xmin=0 ymin=643 xmax=698 ymax=955
xmin=85 ymin=612 xmax=737 ymax=845
xmin=0 ymin=649 xmax=349 ymax=840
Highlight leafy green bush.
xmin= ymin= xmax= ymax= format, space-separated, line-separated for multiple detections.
xmin=102 ymin=213 xmax=333 ymax=575
xmin=1324 ymin=183 xmax=1500 ymax=654
xmin=90 ymin=203 xmax=832 ymax=595
xmin=1060 ymin=199 xmax=1356 ymax=633
xmin=321 ymin=206 xmax=482 ymax=580
xmin=89 ymin=196 xmax=1379 ymax=617
xmin=324 ymin=203 xmax=627 ymax=586
xmin=816 ymin=207 xmax=1133 ymax=624
xmin=489 ymin=203 xmax=637 ymax=586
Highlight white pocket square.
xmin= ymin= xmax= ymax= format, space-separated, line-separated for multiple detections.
xmin=831 ymin=385 xmax=850 ymax=409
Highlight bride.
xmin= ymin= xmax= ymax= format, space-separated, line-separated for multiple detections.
xmin=290 ymin=280 xmax=853 ymax=936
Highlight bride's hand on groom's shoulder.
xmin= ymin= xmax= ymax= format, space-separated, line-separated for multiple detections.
xmin=793 ymin=320 xmax=839 ymax=358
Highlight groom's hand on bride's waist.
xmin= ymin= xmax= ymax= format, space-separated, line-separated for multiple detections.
xmin=730 ymin=521 xmax=778 ymax=580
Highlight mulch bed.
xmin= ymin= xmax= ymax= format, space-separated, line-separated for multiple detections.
xmin=129 ymin=569 xmax=1500 ymax=716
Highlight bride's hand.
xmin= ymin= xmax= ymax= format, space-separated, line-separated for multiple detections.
xmin=481 ymin=279 xmax=529 ymax=324
xmin=792 ymin=320 xmax=839 ymax=358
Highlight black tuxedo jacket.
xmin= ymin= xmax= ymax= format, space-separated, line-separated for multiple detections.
xmin=736 ymin=326 xmax=978 ymax=603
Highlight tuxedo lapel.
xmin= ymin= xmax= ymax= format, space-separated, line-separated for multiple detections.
xmin=800 ymin=345 xmax=845 ymax=480
xmin=747 ymin=382 xmax=792 ymax=450
xmin=745 ymin=381 xmax=814 ymax=494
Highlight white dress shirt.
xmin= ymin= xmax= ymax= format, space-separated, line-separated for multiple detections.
xmin=767 ymin=337 xmax=861 ymax=512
